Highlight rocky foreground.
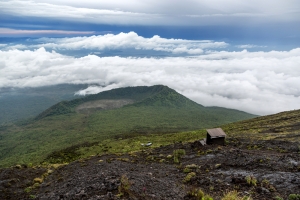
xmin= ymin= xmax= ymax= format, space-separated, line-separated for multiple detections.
xmin=1 ymin=139 xmax=299 ymax=200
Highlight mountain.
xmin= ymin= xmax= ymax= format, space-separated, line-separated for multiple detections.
xmin=0 ymin=85 xmax=256 ymax=167
xmin=36 ymin=85 xmax=202 ymax=119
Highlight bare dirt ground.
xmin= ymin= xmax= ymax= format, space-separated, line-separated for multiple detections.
xmin=0 ymin=139 xmax=299 ymax=200
xmin=75 ymin=99 xmax=135 ymax=114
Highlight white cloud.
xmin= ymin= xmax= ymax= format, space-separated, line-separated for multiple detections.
xmin=1 ymin=0 xmax=299 ymax=26
xmin=0 ymin=28 xmax=95 ymax=36
xmin=236 ymin=44 xmax=267 ymax=49
xmin=1 ymin=46 xmax=300 ymax=115
xmin=31 ymin=32 xmax=227 ymax=54
xmin=3 ymin=44 xmax=28 ymax=50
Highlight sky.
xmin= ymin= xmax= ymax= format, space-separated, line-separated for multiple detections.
xmin=0 ymin=0 xmax=300 ymax=115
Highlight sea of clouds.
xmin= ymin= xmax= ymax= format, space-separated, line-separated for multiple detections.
xmin=1 ymin=32 xmax=300 ymax=115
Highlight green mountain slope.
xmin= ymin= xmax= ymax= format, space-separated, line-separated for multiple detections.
xmin=222 ymin=109 xmax=300 ymax=141
xmin=0 ymin=85 xmax=256 ymax=167
xmin=35 ymin=85 xmax=158 ymax=118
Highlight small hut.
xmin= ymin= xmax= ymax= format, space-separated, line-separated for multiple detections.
xmin=206 ymin=128 xmax=226 ymax=145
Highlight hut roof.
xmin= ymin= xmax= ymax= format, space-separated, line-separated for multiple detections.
xmin=206 ymin=128 xmax=226 ymax=138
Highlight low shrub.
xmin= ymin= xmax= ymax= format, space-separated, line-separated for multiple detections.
xmin=245 ymin=175 xmax=257 ymax=186
xmin=222 ymin=190 xmax=252 ymax=200
xmin=183 ymin=172 xmax=196 ymax=183
xmin=33 ymin=177 xmax=43 ymax=184
xmin=187 ymin=188 xmax=213 ymax=200
xmin=24 ymin=187 xmax=32 ymax=193
xmin=288 ymin=194 xmax=300 ymax=200
xmin=173 ymin=149 xmax=186 ymax=163
xmin=118 ymin=175 xmax=132 ymax=197
xmin=185 ymin=164 xmax=198 ymax=169
xmin=275 ymin=196 xmax=283 ymax=200
xmin=183 ymin=167 xmax=192 ymax=173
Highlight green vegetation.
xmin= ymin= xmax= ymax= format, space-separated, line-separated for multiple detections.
xmin=0 ymin=85 xmax=255 ymax=167
xmin=288 ymin=194 xmax=300 ymax=200
xmin=24 ymin=187 xmax=32 ymax=193
xmin=44 ymin=142 xmax=98 ymax=164
xmin=118 ymin=175 xmax=132 ymax=197
xmin=187 ymin=188 xmax=213 ymax=200
xmin=51 ymin=130 xmax=205 ymax=164
xmin=275 ymin=196 xmax=300 ymax=200
xmin=0 ymin=124 xmax=206 ymax=167
xmin=222 ymin=109 xmax=300 ymax=142
xmin=29 ymin=195 xmax=36 ymax=199
xmin=183 ymin=167 xmax=192 ymax=173
xmin=187 ymin=189 xmax=252 ymax=200
xmin=275 ymin=197 xmax=284 ymax=200
xmin=245 ymin=175 xmax=257 ymax=186
xmin=173 ymin=149 xmax=186 ymax=163
xmin=36 ymin=85 xmax=168 ymax=119
xmin=33 ymin=177 xmax=43 ymax=184
xmin=261 ymin=179 xmax=276 ymax=192
xmin=183 ymin=172 xmax=196 ymax=183
xmin=36 ymin=85 xmax=255 ymax=121
xmin=221 ymin=190 xmax=252 ymax=200
xmin=183 ymin=164 xmax=198 ymax=173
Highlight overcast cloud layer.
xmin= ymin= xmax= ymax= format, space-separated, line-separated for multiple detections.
xmin=1 ymin=33 xmax=300 ymax=115
xmin=1 ymin=0 xmax=299 ymax=26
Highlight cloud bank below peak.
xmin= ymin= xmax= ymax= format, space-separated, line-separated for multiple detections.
xmin=0 ymin=46 xmax=300 ymax=115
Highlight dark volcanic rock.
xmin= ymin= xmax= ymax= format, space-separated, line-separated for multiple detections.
xmin=0 ymin=140 xmax=299 ymax=200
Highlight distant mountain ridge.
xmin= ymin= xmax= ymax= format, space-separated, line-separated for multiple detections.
xmin=36 ymin=85 xmax=204 ymax=119
xmin=0 ymin=84 xmax=88 ymax=125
